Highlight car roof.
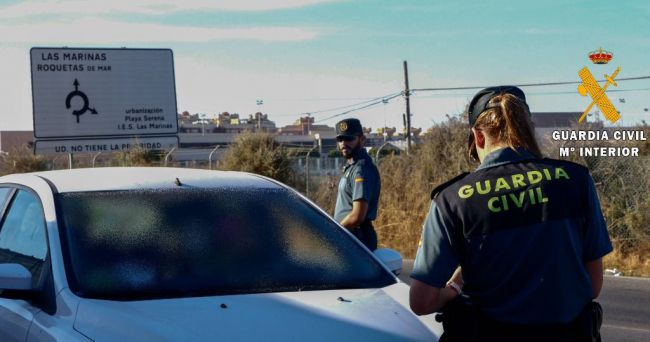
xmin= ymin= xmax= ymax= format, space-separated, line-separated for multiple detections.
xmin=0 ymin=167 xmax=283 ymax=193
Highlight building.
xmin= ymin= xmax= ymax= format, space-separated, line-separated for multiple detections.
xmin=531 ymin=112 xmax=580 ymax=128
xmin=278 ymin=116 xmax=334 ymax=136
xmin=376 ymin=127 xmax=397 ymax=138
xmin=531 ymin=112 xmax=585 ymax=141
xmin=276 ymin=116 xmax=337 ymax=152
xmin=178 ymin=111 xmax=277 ymax=134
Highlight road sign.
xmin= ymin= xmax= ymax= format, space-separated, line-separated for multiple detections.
xmin=30 ymin=48 xmax=178 ymax=139
xmin=34 ymin=136 xmax=179 ymax=154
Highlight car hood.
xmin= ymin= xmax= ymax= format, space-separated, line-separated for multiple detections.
xmin=73 ymin=283 xmax=441 ymax=341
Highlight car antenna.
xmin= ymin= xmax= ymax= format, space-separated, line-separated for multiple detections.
xmin=174 ymin=177 xmax=183 ymax=186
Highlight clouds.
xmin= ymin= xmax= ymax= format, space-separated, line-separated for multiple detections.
xmin=0 ymin=19 xmax=320 ymax=44
xmin=173 ymin=55 xmax=403 ymax=121
xmin=1 ymin=1 xmax=647 ymax=132
xmin=0 ymin=0 xmax=341 ymax=18
xmin=0 ymin=1 xmax=336 ymax=131
xmin=0 ymin=0 xmax=334 ymax=44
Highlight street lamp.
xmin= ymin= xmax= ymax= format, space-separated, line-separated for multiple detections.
xmin=256 ymin=99 xmax=264 ymax=131
xmin=314 ymin=133 xmax=322 ymax=156
xmin=200 ymin=113 xmax=207 ymax=136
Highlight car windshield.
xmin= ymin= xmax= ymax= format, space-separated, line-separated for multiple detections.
xmin=56 ymin=187 xmax=395 ymax=300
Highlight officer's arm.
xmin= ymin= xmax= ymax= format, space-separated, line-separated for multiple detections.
xmin=585 ymin=258 xmax=604 ymax=298
xmin=410 ymin=280 xmax=458 ymax=315
xmin=340 ymin=200 xmax=368 ymax=229
xmin=582 ymin=174 xmax=612 ymax=299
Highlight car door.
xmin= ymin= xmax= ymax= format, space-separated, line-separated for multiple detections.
xmin=0 ymin=187 xmax=49 ymax=342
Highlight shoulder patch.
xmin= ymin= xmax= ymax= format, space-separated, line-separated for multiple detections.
xmin=430 ymin=172 xmax=470 ymax=200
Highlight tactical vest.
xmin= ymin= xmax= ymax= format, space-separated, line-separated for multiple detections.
xmin=432 ymin=157 xmax=590 ymax=269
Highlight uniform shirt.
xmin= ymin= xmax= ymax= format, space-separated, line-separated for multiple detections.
xmin=334 ymin=149 xmax=381 ymax=223
xmin=411 ymin=147 xmax=613 ymax=325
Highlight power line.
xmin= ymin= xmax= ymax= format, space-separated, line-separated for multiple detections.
xmin=410 ymin=87 xmax=650 ymax=99
xmin=302 ymin=92 xmax=402 ymax=116
xmin=268 ymin=92 xmax=402 ymax=118
xmin=266 ymin=74 xmax=650 ymax=124
xmin=314 ymin=93 xmax=403 ymax=123
xmin=261 ymin=96 xmax=393 ymax=102
xmin=411 ymin=75 xmax=650 ymax=92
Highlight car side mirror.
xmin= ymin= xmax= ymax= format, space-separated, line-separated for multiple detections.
xmin=374 ymin=248 xmax=402 ymax=275
xmin=0 ymin=263 xmax=33 ymax=290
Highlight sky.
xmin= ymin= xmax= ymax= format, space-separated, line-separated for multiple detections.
xmin=1 ymin=0 xmax=649 ymax=132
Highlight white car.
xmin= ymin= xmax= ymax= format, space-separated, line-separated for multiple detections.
xmin=0 ymin=167 xmax=441 ymax=341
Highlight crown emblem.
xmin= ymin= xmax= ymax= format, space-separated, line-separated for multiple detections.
xmin=588 ymin=48 xmax=613 ymax=64
xmin=339 ymin=122 xmax=348 ymax=131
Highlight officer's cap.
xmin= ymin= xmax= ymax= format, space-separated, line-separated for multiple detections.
xmin=468 ymin=86 xmax=528 ymax=126
xmin=335 ymin=118 xmax=364 ymax=138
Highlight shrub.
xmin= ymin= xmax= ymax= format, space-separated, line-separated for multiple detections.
xmin=328 ymin=149 xmax=342 ymax=158
xmin=371 ymin=114 xmax=477 ymax=257
xmin=219 ymin=132 xmax=294 ymax=185
xmin=0 ymin=145 xmax=48 ymax=175
xmin=120 ymin=144 xmax=163 ymax=166
xmin=310 ymin=115 xmax=650 ymax=275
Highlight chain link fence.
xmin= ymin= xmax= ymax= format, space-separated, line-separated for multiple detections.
xmin=586 ymin=156 xmax=650 ymax=251
xmin=541 ymin=126 xmax=650 ymax=255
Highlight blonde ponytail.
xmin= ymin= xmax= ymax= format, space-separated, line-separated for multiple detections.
xmin=472 ymin=93 xmax=541 ymax=158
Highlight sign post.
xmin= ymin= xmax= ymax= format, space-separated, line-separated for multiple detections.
xmin=30 ymin=47 xmax=179 ymax=154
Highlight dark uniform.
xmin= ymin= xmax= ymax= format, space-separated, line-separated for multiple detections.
xmin=334 ymin=119 xmax=381 ymax=251
xmin=411 ymin=147 xmax=612 ymax=340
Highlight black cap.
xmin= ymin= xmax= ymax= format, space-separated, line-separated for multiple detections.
xmin=335 ymin=118 xmax=363 ymax=138
xmin=468 ymin=86 xmax=527 ymax=126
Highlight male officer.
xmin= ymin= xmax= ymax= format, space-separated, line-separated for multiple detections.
xmin=333 ymin=118 xmax=381 ymax=251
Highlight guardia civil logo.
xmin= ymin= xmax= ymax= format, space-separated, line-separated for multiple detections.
xmin=577 ymin=48 xmax=621 ymax=124
xmin=548 ymin=48 xmax=647 ymax=158
xmin=458 ymin=167 xmax=570 ymax=213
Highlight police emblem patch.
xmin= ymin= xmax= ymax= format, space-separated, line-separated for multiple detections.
xmin=577 ymin=48 xmax=621 ymax=124
xmin=339 ymin=122 xmax=348 ymax=132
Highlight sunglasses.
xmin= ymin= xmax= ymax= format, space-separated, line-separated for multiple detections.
xmin=336 ymin=136 xmax=357 ymax=142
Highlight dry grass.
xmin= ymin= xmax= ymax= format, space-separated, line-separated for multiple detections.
xmin=3 ymin=118 xmax=648 ymax=276
xmin=604 ymin=242 xmax=650 ymax=277
xmin=373 ymin=115 xmax=477 ymax=258
xmin=311 ymin=116 xmax=650 ymax=275
xmin=0 ymin=145 xmax=48 ymax=175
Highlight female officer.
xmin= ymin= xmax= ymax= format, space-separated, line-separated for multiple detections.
xmin=408 ymin=86 xmax=612 ymax=341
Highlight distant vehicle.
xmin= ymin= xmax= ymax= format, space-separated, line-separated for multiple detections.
xmin=0 ymin=167 xmax=441 ymax=341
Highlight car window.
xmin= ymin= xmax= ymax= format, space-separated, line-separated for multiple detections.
xmin=57 ymin=188 xmax=395 ymax=300
xmin=0 ymin=188 xmax=10 ymax=210
xmin=0 ymin=190 xmax=48 ymax=285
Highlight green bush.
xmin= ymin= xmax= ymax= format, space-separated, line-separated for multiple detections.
xmin=219 ymin=132 xmax=295 ymax=185
xmin=328 ymin=149 xmax=342 ymax=158
xmin=118 ymin=144 xmax=163 ymax=166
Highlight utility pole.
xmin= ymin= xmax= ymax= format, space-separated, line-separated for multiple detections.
xmin=403 ymin=61 xmax=412 ymax=154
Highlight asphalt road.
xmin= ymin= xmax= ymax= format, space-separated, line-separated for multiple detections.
xmin=399 ymin=260 xmax=650 ymax=341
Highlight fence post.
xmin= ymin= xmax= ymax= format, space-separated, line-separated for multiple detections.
xmin=375 ymin=141 xmax=391 ymax=163
xmin=208 ymin=145 xmax=220 ymax=170
xmin=164 ymin=147 xmax=176 ymax=167
xmin=305 ymin=146 xmax=317 ymax=196
xmin=92 ymin=152 xmax=102 ymax=168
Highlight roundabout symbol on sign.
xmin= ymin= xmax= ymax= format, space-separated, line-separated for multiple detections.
xmin=65 ymin=79 xmax=98 ymax=123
